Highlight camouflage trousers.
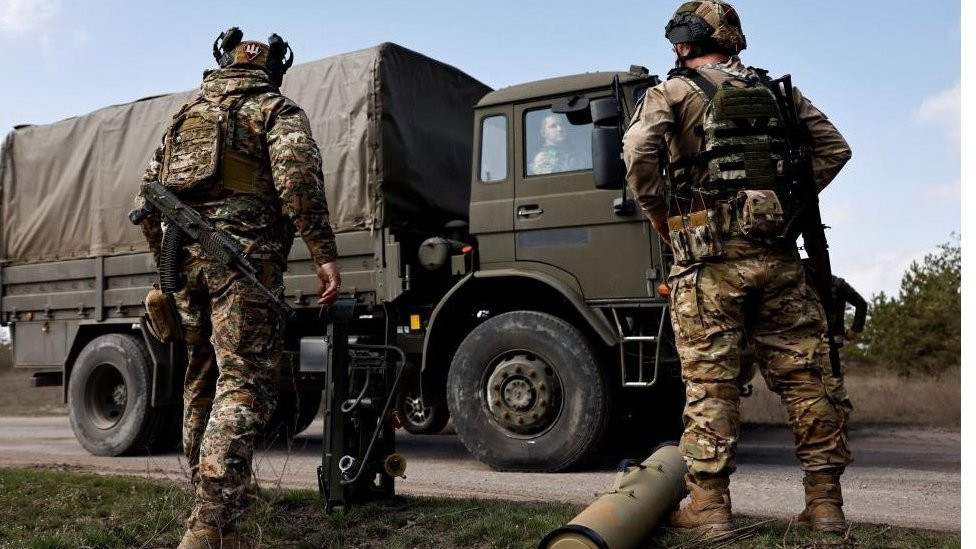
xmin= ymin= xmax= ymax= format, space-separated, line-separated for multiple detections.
xmin=667 ymin=238 xmax=852 ymax=479
xmin=824 ymin=351 xmax=853 ymax=433
xmin=174 ymin=251 xmax=283 ymax=531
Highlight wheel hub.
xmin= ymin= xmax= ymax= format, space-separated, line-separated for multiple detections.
xmin=112 ymin=384 xmax=127 ymax=408
xmin=86 ymin=363 xmax=126 ymax=430
xmin=403 ymin=395 xmax=429 ymax=424
xmin=502 ymin=378 xmax=534 ymax=411
xmin=485 ymin=353 xmax=558 ymax=435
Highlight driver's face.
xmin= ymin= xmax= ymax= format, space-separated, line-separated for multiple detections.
xmin=541 ymin=115 xmax=565 ymax=145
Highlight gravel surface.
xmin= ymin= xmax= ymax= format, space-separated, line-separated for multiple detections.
xmin=0 ymin=416 xmax=959 ymax=532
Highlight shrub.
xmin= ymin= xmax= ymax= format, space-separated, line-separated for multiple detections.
xmin=846 ymin=236 xmax=961 ymax=376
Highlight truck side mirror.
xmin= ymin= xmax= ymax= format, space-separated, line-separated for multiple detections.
xmin=551 ymin=95 xmax=592 ymax=125
xmin=590 ymin=98 xmax=624 ymax=190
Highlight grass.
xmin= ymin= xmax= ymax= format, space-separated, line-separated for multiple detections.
xmin=740 ymin=368 xmax=960 ymax=427
xmin=0 ymin=467 xmax=960 ymax=549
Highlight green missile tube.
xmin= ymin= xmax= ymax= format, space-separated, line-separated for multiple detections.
xmin=539 ymin=444 xmax=687 ymax=549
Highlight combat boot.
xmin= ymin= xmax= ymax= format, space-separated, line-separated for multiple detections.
xmin=177 ymin=526 xmax=253 ymax=549
xmin=796 ymin=471 xmax=847 ymax=533
xmin=669 ymin=475 xmax=735 ymax=536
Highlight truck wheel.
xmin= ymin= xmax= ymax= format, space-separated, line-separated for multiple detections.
xmin=447 ymin=311 xmax=608 ymax=472
xmin=293 ymin=390 xmax=321 ymax=435
xmin=68 ymin=334 xmax=167 ymax=456
xmin=398 ymin=390 xmax=449 ymax=434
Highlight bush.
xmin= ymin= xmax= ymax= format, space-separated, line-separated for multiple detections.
xmin=846 ymin=236 xmax=961 ymax=376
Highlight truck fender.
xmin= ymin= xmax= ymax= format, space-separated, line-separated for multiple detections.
xmin=421 ymin=269 xmax=618 ymax=373
xmin=61 ymin=318 xmax=184 ymax=407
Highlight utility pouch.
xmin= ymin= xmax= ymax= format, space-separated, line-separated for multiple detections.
xmin=160 ymin=111 xmax=223 ymax=193
xmin=144 ymin=285 xmax=183 ymax=343
xmin=736 ymin=189 xmax=784 ymax=237
xmin=667 ymin=209 xmax=725 ymax=266
xmin=222 ymin=148 xmax=263 ymax=194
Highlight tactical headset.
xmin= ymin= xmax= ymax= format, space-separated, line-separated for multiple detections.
xmin=212 ymin=27 xmax=295 ymax=86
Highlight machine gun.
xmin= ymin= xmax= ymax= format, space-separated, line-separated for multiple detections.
xmin=301 ymin=298 xmax=407 ymax=512
xmin=128 ymin=181 xmax=294 ymax=318
xmin=768 ymin=75 xmax=842 ymax=377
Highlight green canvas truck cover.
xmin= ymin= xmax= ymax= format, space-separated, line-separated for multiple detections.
xmin=0 ymin=42 xmax=490 ymax=264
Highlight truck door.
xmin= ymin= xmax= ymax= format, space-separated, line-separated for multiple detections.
xmin=469 ymin=107 xmax=515 ymax=264
xmin=514 ymin=99 xmax=656 ymax=299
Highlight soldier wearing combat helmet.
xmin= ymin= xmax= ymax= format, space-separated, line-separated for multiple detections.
xmin=622 ymin=1 xmax=853 ymax=536
xmin=136 ymin=28 xmax=340 ymax=548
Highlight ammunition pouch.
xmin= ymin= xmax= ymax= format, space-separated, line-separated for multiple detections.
xmin=144 ymin=285 xmax=183 ymax=342
xmin=667 ymin=209 xmax=725 ymax=265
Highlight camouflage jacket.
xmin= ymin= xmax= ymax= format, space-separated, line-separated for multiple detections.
xmin=621 ymin=56 xmax=851 ymax=223
xmin=139 ymin=68 xmax=337 ymax=266
xmin=530 ymin=144 xmax=580 ymax=175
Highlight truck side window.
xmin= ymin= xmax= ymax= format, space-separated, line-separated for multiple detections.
xmin=480 ymin=115 xmax=508 ymax=183
xmin=524 ymin=108 xmax=593 ymax=177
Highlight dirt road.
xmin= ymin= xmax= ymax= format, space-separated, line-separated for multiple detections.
xmin=0 ymin=416 xmax=959 ymax=532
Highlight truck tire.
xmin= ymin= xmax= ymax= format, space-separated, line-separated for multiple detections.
xmin=398 ymin=390 xmax=449 ymax=434
xmin=447 ymin=311 xmax=609 ymax=472
xmin=68 ymin=334 xmax=169 ymax=456
xmin=293 ymin=390 xmax=322 ymax=435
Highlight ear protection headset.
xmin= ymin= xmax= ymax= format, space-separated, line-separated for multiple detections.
xmin=212 ymin=27 xmax=294 ymax=85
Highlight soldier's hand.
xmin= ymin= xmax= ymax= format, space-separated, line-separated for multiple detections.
xmin=316 ymin=261 xmax=342 ymax=306
xmin=652 ymin=217 xmax=673 ymax=248
xmin=845 ymin=329 xmax=861 ymax=343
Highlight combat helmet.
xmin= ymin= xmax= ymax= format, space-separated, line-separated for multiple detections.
xmin=665 ymin=1 xmax=746 ymax=55
xmin=212 ymin=27 xmax=294 ymax=86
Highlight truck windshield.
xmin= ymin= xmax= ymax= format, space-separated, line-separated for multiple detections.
xmin=524 ymin=108 xmax=593 ymax=177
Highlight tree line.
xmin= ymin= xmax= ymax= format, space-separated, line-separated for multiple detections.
xmin=843 ymin=236 xmax=961 ymax=376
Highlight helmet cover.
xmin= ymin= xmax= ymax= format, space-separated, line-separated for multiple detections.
xmin=212 ymin=28 xmax=294 ymax=85
xmin=665 ymin=1 xmax=746 ymax=54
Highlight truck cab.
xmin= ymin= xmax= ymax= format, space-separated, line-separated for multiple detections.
xmin=419 ymin=68 xmax=685 ymax=472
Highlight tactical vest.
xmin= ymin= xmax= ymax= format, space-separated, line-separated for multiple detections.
xmin=159 ymin=94 xmax=272 ymax=198
xmin=667 ymin=67 xmax=790 ymax=199
xmin=665 ymin=67 xmax=794 ymax=262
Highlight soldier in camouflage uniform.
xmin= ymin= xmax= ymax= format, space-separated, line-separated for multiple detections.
xmin=530 ymin=113 xmax=580 ymax=175
xmin=137 ymin=28 xmax=340 ymax=549
xmin=824 ymin=273 xmax=866 ymax=431
xmin=622 ymin=1 xmax=852 ymax=536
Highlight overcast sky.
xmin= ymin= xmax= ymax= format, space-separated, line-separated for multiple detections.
xmin=0 ymin=0 xmax=961 ymax=299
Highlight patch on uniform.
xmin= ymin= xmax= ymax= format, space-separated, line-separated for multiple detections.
xmin=244 ymin=43 xmax=261 ymax=61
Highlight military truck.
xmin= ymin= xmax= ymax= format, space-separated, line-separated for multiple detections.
xmin=0 ymin=43 xmax=680 ymax=472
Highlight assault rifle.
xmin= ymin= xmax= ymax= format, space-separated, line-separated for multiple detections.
xmin=768 ymin=75 xmax=842 ymax=377
xmin=128 ymin=181 xmax=296 ymax=318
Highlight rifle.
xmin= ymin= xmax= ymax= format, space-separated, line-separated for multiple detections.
xmin=768 ymin=75 xmax=842 ymax=377
xmin=129 ymin=181 xmax=296 ymax=318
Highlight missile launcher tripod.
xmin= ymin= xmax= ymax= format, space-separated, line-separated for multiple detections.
xmin=300 ymin=298 xmax=407 ymax=512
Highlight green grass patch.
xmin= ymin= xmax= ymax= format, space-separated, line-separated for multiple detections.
xmin=0 ymin=467 xmax=959 ymax=548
